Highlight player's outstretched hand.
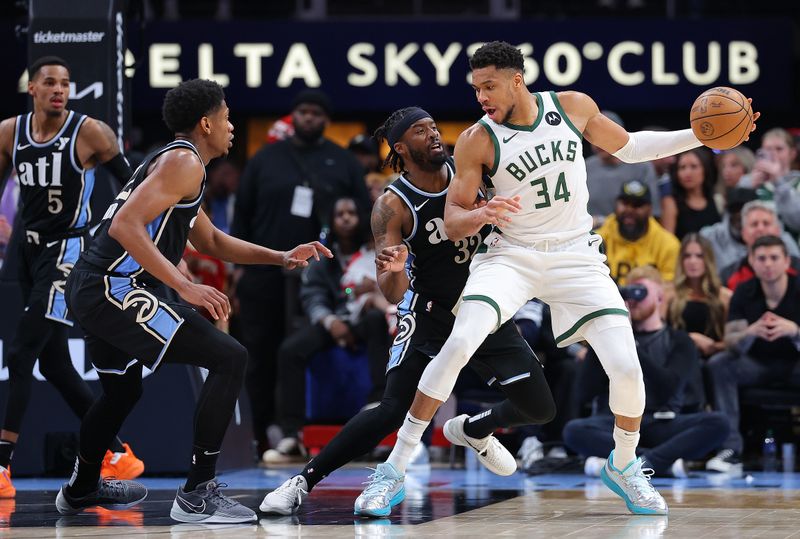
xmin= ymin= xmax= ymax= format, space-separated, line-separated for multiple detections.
xmin=480 ymin=195 xmax=522 ymax=226
xmin=745 ymin=98 xmax=761 ymax=142
xmin=283 ymin=241 xmax=333 ymax=270
xmin=179 ymin=281 xmax=231 ymax=321
xmin=376 ymin=244 xmax=408 ymax=273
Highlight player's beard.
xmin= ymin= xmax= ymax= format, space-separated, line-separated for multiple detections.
xmin=409 ymin=146 xmax=448 ymax=172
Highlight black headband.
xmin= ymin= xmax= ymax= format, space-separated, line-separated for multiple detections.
xmin=387 ymin=107 xmax=432 ymax=147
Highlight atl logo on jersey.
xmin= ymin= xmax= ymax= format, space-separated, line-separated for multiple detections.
xmin=17 ymin=152 xmax=65 ymax=187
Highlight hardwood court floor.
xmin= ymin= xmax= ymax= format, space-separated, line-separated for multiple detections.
xmin=2 ymin=466 xmax=799 ymax=537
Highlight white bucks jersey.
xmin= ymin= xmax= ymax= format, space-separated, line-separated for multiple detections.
xmin=479 ymin=91 xmax=591 ymax=244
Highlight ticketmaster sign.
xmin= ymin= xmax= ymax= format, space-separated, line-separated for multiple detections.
xmin=129 ymin=19 xmax=792 ymax=113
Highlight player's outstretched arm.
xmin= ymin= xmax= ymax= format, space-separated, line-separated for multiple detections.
xmin=444 ymin=125 xmax=520 ymax=240
xmin=188 ymin=208 xmax=331 ymax=269
xmin=371 ymin=190 xmax=410 ymax=304
xmin=568 ymin=91 xmax=760 ymax=163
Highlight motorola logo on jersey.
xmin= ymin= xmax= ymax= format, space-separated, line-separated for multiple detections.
xmin=545 ymin=111 xmax=562 ymax=126
xmin=122 ymin=289 xmax=159 ymax=323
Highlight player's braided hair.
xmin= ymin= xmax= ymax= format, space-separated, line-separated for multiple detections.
xmin=373 ymin=107 xmax=418 ymax=174
xmin=469 ymin=41 xmax=524 ymax=72
xmin=162 ymin=79 xmax=225 ymax=134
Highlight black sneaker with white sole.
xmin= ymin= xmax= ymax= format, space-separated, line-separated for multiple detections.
xmin=170 ymin=479 xmax=256 ymax=524
xmin=705 ymin=449 xmax=743 ymax=475
xmin=56 ymin=478 xmax=148 ymax=515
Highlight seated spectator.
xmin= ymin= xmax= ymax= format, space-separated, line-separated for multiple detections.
xmin=719 ymin=201 xmax=800 ymax=291
xmin=661 ymin=148 xmax=721 ymax=239
xmin=668 ymin=233 xmax=731 ymax=359
xmin=738 ymin=128 xmax=800 ymax=234
xmin=717 ymin=146 xmax=755 ymax=193
xmin=706 ymin=235 xmax=800 ymax=474
xmin=585 ymin=111 xmax=659 ymax=226
xmin=265 ymin=196 xmax=390 ymax=464
xmin=597 ymin=179 xmax=680 ymax=283
xmin=562 ymin=266 xmax=728 ymax=477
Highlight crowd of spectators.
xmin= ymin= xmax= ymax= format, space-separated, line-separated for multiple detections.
xmin=2 ymin=93 xmax=798 ymax=476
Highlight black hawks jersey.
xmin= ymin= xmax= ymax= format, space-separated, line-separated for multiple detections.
xmin=386 ymin=163 xmax=489 ymax=313
xmin=12 ymin=110 xmax=93 ymax=235
xmin=82 ymin=140 xmax=205 ymax=285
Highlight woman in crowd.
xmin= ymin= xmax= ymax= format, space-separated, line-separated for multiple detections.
xmin=662 ymin=148 xmax=721 ymax=239
xmin=668 ymin=233 xmax=731 ymax=359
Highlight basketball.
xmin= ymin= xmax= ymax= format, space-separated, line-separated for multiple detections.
xmin=690 ymin=87 xmax=753 ymax=150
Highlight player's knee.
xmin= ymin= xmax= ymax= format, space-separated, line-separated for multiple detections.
xmin=439 ymin=334 xmax=474 ymax=370
xmin=227 ymin=341 xmax=248 ymax=378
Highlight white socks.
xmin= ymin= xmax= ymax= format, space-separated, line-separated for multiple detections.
xmin=386 ymin=412 xmax=430 ymax=475
xmin=613 ymin=425 xmax=640 ymax=469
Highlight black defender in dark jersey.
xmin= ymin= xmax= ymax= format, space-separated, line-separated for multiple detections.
xmin=0 ymin=56 xmax=139 ymax=495
xmin=57 ymin=79 xmax=330 ymax=523
xmin=258 ymin=107 xmax=555 ymax=516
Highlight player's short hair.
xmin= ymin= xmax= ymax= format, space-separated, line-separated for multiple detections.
xmin=469 ymin=41 xmax=524 ymax=72
xmin=374 ymin=107 xmax=418 ymax=173
xmin=162 ymin=79 xmax=225 ymax=134
xmin=29 ymin=56 xmax=70 ymax=80
xmin=750 ymin=234 xmax=788 ymax=256
xmin=626 ymin=265 xmax=664 ymax=287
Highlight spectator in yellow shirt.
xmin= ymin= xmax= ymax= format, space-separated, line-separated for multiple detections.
xmin=598 ymin=180 xmax=681 ymax=284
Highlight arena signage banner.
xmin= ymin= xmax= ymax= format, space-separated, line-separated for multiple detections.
xmin=127 ymin=19 xmax=793 ymax=113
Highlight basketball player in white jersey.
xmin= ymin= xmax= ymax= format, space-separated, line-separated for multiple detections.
xmin=357 ymin=41 xmax=759 ymax=516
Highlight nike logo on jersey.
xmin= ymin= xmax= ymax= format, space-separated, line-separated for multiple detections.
xmin=203 ymin=450 xmax=220 ymax=456
xmin=177 ymin=496 xmax=207 ymax=514
xmin=502 ymin=133 xmax=519 ymax=144
xmin=413 ymin=200 xmax=429 ymax=212
xmin=588 ymin=237 xmax=601 ymax=247
xmin=46 ymin=241 xmax=59 ymax=248
xmin=16 ymin=143 xmax=30 ymax=151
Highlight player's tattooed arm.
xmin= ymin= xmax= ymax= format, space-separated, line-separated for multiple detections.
xmin=371 ymin=192 xmax=410 ymax=304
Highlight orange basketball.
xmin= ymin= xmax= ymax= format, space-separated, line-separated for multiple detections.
xmin=690 ymin=87 xmax=753 ymax=150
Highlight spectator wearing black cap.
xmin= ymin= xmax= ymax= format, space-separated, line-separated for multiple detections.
xmin=585 ymin=111 xmax=659 ymax=226
xmin=597 ymin=179 xmax=681 ymax=284
xmin=700 ymin=188 xmax=800 ymax=273
xmin=232 ymin=89 xmax=371 ymax=459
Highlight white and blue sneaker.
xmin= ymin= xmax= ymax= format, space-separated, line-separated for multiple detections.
xmin=600 ymin=451 xmax=668 ymax=515
xmin=353 ymin=463 xmax=405 ymax=518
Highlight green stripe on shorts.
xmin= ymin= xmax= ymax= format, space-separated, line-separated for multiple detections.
xmin=555 ymin=308 xmax=629 ymax=346
xmin=462 ymin=294 xmax=502 ymax=330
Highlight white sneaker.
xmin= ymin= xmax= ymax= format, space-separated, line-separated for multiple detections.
xmin=670 ymin=458 xmax=688 ymax=479
xmin=600 ymin=451 xmax=668 ymax=515
xmin=517 ymin=436 xmax=544 ymax=469
xmin=259 ymin=475 xmax=308 ymax=515
xmin=262 ymin=438 xmax=308 ymax=465
xmin=584 ymin=456 xmax=606 ymax=477
xmin=443 ymin=414 xmax=516 ymax=476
